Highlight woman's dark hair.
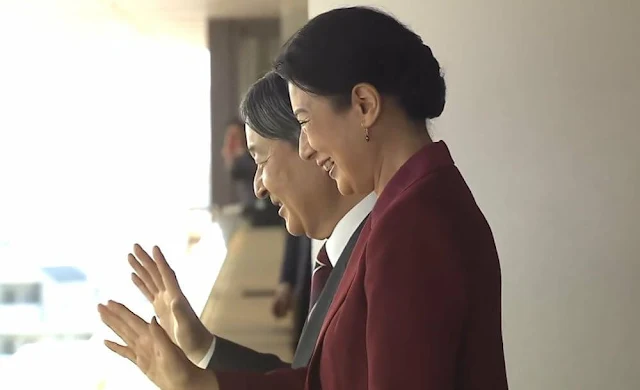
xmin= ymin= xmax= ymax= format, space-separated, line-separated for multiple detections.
xmin=274 ymin=6 xmax=446 ymax=121
xmin=239 ymin=71 xmax=300 ymax=145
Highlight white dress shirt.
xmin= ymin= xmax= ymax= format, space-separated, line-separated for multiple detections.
xmin=196 ymin=193 xmax=377 ymax=368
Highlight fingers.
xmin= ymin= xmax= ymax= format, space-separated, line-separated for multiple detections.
xmin=272 ymin=299 xmax=285 ymax=318
xmin=104 ymin=340 xmax=136 ymax=363
xmin=107 ymin=300 xmax=149 ymax=334
xmin=133 ymin=244 xmax=165 ymax=291
xmin=272 ymin=287 xmax=293 ymax=318
xmin=98 ymin=305 xmax=138 ymax=345
xmin=151 ymin=246 xmax=178 ymax=283
xmin=274 ymin=300 xmax=290 ymax=318
xmin=98 ymin=301 xmax=146 ymax=348
xmin=131 ymin=273 xmax=154 ymax=302
xmin=128 ymin=253 xmax=159 ymax=296
xmin=152 ymin=246 xmax=182 ymax=295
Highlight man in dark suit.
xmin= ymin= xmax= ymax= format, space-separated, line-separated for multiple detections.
xmin=98 ymin=71 xmax=376 ymax=374
xmin=200 ymin=71 xmax=377 ymax=372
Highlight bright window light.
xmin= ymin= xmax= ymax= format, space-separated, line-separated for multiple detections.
xmin=0 ymin=3 xmax=215 ymax=389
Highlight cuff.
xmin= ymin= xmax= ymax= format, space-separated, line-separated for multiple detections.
xmin=196 ymin=336 xmax=217 ymax=369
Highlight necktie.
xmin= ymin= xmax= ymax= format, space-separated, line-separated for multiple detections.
xmin=309 ymin=244 xmax=333 ymax=311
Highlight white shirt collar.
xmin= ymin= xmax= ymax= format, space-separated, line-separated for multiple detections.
xmin=324 ymin=193 xmax=377 ymax=266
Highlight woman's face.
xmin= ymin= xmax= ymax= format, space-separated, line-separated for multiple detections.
xmin=289 ymin=84 xmax=375 ymax=196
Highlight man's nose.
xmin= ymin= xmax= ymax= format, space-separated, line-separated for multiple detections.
xmin=253 ymin=175 xmax=268 ymax=199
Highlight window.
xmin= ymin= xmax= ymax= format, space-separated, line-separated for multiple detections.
xmin=24 ymin=284 xmax=41 ymax=304
xmin=0 ymin=337 xmax=16 ymax=355
xmin=0 ymin=284 xmax=41 ymax=304
xmin=1 ymin=287 xmax=16 ymax=304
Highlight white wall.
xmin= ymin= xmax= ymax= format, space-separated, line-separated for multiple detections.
xmin=309 ymin=1 xmax=639 ymax=389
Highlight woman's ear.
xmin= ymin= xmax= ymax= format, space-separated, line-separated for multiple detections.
xmin=352 ymin=83 xmax=381 ymax=128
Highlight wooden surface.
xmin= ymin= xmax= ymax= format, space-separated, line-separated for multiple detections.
xmin=201 ymin=223 xmax=293 ymax=362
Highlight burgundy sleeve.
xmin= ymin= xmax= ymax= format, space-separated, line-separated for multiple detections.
xmin=215 ymin=366 xmax=307 ymax=390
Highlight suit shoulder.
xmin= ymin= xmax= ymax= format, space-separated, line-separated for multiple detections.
xmin=373 ymin=166 xmax=458 ymax=225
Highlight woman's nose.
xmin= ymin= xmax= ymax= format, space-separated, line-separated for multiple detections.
xmin=299 ymin=130 xmax=315 ymax=160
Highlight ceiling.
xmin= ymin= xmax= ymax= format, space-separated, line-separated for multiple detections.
xmin=0 ymin=0 xmax=283 ymax=48
xmin=110 ymin=0 xmax=282 ymax=46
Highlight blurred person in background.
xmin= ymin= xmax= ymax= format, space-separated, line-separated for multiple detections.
xmin=222 ymin=118 xmax=280 ymax=226
xmin=221 ymin=118 xmax=257 ymax=215
xmin=99 ymin=71 xmax=375 ymax=376
xmin=272 ymin=233 xmax=311 ymax=354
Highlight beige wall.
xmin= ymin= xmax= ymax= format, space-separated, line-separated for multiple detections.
xmin=309 ymin=1 xmax=640 ymax=389
xmin=280 ymin=0 xmax=308 ymax=43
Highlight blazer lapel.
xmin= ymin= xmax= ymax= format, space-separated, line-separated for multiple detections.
xmin=312 ymin=218 xmax=372 ymax=354
xmin=292 ymin=218 xmax=368 ymax=368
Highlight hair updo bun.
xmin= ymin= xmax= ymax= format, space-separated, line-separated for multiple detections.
xmin=275 ymin=6 xmax=446 ymax=123
xmin=408 ymin=44 xmax=446 ymax=120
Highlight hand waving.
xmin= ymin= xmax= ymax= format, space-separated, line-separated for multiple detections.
xmin=128 ymin=244 xmax=213 ymax=364
xmin=98 ymin=301 xmax=217 ymax=390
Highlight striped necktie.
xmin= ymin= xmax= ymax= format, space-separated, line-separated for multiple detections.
xmin=309 ymin=244 xmax=333 ymax=311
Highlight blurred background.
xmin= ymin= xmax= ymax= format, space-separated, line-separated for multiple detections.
xmin=0 ymin=0 xmax=307 ymax=388
xmin=0 ymin=0 xmax=638 ymax=389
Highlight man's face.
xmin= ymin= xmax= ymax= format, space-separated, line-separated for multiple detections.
xmin=246 ymin=126 xmax=342 ymax=238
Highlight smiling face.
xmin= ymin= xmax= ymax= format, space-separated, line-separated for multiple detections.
xmin=289 ymin=83 xmax=379 ymax=196
xmin=245 ymin=125 xmax=343 ymax=238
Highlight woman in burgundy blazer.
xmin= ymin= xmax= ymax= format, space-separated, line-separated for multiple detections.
xmin=99 ymin=6 xmax=508 ymax=390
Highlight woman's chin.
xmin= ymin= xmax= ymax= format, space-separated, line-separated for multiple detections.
xmin=328 ymin=165 xmax=357 ymax=195
xmin=335 ymin=176 xmax=356 ymax=196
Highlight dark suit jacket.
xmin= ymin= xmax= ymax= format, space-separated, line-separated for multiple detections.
xmin=215 ymin=141 xmax=509 ymax=390
xmin=208 ymin=221 xmax=366 ymax=372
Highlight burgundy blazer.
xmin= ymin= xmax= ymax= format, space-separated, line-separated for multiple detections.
xmin=216 ymin=141 xmax=509 ymax=390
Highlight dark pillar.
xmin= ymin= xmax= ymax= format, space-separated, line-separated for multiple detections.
xmin=207 ymin=18 xmax=280 ymax=208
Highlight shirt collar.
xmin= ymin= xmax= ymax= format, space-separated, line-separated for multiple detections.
xmin=325 ymin=192 xmax=377 ymax=266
